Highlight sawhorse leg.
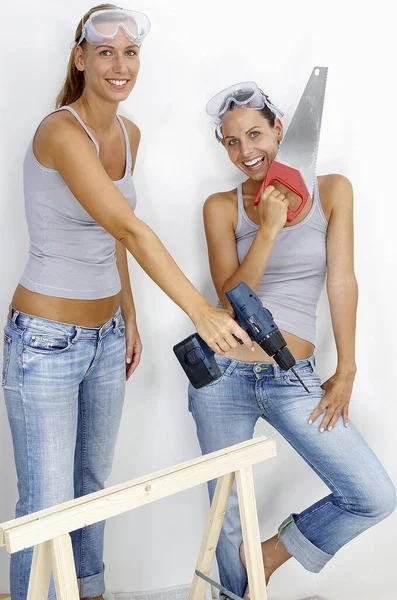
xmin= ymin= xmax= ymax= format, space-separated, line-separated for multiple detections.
xmin=189 ymin=473 xmax=235 ymax=600
xmin=190 ymin=467 xmax=267 ymax=600
xmin=27 ymin=534 xmax=80 ymax=600
xmin=236 ymin=467 xmax=267 ymax=600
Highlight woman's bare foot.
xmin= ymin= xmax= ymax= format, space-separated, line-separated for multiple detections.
xmin=240 ymin=535 xmax=292 ymax=597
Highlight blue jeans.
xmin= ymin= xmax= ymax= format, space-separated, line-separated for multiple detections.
xmin=2 ymin=307 xmax=126 ymax=600
xmin=188 ymin=354 xmax=396 ymax=597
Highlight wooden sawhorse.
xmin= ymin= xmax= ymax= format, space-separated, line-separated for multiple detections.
xmin=0 ymin=436 xmax=276 ymax=600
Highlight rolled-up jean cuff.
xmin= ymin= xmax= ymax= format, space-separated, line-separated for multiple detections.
xmin=78 ymin=571 xmax=105 ymax=598
xmin=278 ymin=514 xmax=334 ymax=573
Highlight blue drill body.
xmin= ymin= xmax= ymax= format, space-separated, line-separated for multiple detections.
xmin=225 ymin=282 xmax=279 ymax=344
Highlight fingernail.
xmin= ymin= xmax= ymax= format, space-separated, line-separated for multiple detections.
xmin=328 ymin=426 xmax=333 ymax=431
xmin=126 ymin=358 xmax=131 ymax=364
xmin=251 ymin=346 xmax=255 ymax=352
xmin=308 ymin=420 xmax=313 ymax=425
xmin=320 ymin=427 xmax=324 ymax=433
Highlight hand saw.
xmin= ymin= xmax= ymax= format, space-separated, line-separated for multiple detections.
xmin=254 ymin=66 xmax=327 ymax=222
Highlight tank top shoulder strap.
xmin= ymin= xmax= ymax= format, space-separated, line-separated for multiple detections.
xmin=235 ymin=183 xmax=245 ymax=237
xmin=56 ymin=106 xmax=100 ymax=156
xmin=312 ymin=177 xmax=328 ymax=229
xmin=116 ymin=114 xmax=132 ymax=173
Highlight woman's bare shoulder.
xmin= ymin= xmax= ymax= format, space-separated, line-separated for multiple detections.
xmin=204 ymin=188 xmax=239 ymax=228
xmin=318 ymin=174 xmax=352 ymax=200
xmin=33 ymin=110 xmax=89 ymax=168
xmin=35 ymin=109 xmax=83 ymax=139
xmin=318 ymin=174 xmax=353 ymax=220
xmin=204 ymin=187 xmax=238 ymax=209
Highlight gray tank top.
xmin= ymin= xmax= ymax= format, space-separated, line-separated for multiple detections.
xmin=19 ymin=106 xmax=137 ymax=300
xmin=218 ymin=180 xmax=328 ymax=346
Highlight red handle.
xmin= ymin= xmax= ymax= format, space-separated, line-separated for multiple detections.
xmin=254 ymin=161 xmax=309 ymax=222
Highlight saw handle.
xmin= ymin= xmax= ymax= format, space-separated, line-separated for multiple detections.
xmin=254 ymin=161 xmax=309 ymax=222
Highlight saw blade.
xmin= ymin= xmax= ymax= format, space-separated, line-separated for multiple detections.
xmin=195 ymin=570 xmax=244 ymax=600
xmin=276 ymin=66 xmax=328 ymax=198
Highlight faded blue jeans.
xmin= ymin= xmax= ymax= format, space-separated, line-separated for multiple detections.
xmin=188 ymin=354 xmax=396 ymax=597
xmin=2 ymin=307 xmax=126 ymax=600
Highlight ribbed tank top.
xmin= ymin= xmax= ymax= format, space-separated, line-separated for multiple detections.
xmin=19 ymin=106 xmax=137 ymax=300
xmin=218 ymin=179 xmax=328 ymax=346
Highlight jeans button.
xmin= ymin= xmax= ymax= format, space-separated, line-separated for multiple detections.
xmin=254 ymin=365 xmax=261 ymax=373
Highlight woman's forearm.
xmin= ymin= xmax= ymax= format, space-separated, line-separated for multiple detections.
xmin=327 ymin=277 xmax=358 ymax=375
xmin=221 ymin=225 xmax=277 ymax=298
xmin=115 ymin=241 xmax=137 ymax=321
xmin=119 ymin=287 xmax=136 ymax=321
xmin=121 ymin=219 xmax=209 ymax=319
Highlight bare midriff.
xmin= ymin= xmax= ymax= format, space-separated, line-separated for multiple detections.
xmin=10 ymin=284 xmax=121 ymax=327
xmin=223 ymin=329 xmax=314 ymax=364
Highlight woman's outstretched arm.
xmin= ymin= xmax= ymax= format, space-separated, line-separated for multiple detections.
xmin=37 ymin=112 xmax=254 ymax=355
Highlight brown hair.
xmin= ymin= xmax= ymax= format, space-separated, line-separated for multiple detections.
xmin=56 ymin=3 xmax=119 ymax=108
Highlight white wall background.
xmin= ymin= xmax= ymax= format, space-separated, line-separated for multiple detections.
xmin=1 ymin=1 xmax=396 ymax=599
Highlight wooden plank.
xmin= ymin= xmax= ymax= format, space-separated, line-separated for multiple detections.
xmin=189 ymin=472 xmax=235 ymax=600
xmin=2 ymin=437 xmax=277 ymax=553
xmin=236 ymin=467 xmax=268 ymax=600
xmin=27 ymin=541 xmax=52 ymax=600
xmin=0 ymin=437 xmax=267 ymax=548
xmin=50 ymin=535 xmax=79 ymax=600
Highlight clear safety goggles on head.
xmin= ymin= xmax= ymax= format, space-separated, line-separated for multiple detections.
xmin=77 ymin=8 xmax=151 ymax=47
xmin=206 ymin=81 xmax=284 ymax=128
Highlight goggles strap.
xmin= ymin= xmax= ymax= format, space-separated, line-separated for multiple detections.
xmin=77 ymin=18 xmax=85 ymax=46
xmin=261 ymin=94 xmax=284 ymax=119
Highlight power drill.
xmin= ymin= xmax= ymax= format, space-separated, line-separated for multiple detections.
xmin=173 ymin=282 xmax=309 ymax=392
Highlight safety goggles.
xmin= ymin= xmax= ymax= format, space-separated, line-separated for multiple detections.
xmin=206 ymin=81 xmax=284 ymax=126
xmin=77 ymin=8 xmax=151 ymax=47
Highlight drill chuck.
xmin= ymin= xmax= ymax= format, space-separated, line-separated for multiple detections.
xmin=257 ymin=329 xmax=283 ymax=355
xmin=257 ymin=329 xmax=295 ymax=367
xmin=273 ymin=347 xmax=296 ymax=371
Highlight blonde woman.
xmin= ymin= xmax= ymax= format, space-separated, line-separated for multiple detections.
xmin=1 ymin=7 xmax=252 ymax=600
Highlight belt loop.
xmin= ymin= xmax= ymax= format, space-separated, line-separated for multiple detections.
xmin=308 ymin=355 xmax=316 ymax=372
xmin=273 ymin=363 xmax=281 ymax=379
xmin=72 ymin=327 xmax=82 ymax=344
xmin=11 ymin=308 xmax=20 ymax=324
xmin=223 ymin=360 xmax=238 ymax=377
xmin=113 ymin=315 xmax=118 ymax=332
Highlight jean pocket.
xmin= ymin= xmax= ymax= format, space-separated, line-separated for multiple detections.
xmin=206 ymin=372 xmax=225 ymax=387
xmin=206 ymin=356 xmax=236 ymax=387
xmin=23 ymin=330 xmax=72 ymax=354
xmin=2 ymin=333 xmax=12 ymax=387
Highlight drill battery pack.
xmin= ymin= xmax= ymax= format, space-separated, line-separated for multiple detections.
xmin=173 ymin=334 xmax=221 ymax=389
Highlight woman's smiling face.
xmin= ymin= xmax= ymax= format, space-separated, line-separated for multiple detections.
xmin=221 ymin=106 xmax=283 ymax=180
xmin=74 ymin=28 xmax=141 ymax=102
